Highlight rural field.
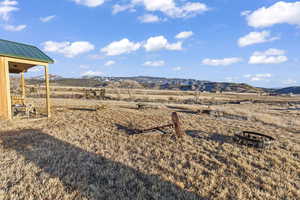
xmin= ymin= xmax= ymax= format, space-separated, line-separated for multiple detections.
xmin=0 ymin=88 xmax=300 ymax=200
xmin=1 ymin=0 xmax=299 ymax=199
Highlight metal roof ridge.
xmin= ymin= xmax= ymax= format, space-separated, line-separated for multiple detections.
xmin=0 ymin=38 xmax=38 ymax=49
xmin=0 ymin=38 xmax=54 ymax=64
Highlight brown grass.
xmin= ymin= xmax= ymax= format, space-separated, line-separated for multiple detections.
xmin=0 ymin=93 xmax=300 ymax=199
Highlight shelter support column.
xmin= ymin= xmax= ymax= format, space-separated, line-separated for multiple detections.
xmin=20 ymin=71 xmax=25 ymax=98
xmin=44 ymin=65 xmax=51 ymax=118
xmin=0 ymin=57 xmax=12 ymax=120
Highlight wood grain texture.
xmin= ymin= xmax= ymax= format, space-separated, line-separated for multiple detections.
xmin=171 ymin=112 xmax=184 ymax=138
xmin=21 ymin=72 xmax=25 ymax=98
xmin=6 ymin=57 xmax=49 ymax=67
xmin=45 ymin=65 xmax=51 ymax=117
xmin=0 ymin=57 xmax=12 ymax=119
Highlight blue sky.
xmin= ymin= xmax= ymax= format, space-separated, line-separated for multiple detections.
xmin=0 ymin=0 xmax=299 ymax=88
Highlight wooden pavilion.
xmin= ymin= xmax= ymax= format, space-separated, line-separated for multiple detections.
xmin=0 ymin=39 xmax=54 ymax=120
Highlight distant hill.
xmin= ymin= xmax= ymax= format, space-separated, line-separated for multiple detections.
xmin=26 ymin=75 xmax=299 ymax=94
xmin=30 ymin=74 xmax=63 ymax=81
xmin=274 ymin=87 xmax=300 ymax=94
xmin=84 ymin=76 xmax=263 ymax=93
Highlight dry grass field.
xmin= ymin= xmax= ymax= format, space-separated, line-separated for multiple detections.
xmin=0 ymin=90 xmax=300 ymax=200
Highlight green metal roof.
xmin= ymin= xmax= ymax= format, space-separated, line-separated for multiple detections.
xmin=0 ymin=39 xmax=54 ymax=64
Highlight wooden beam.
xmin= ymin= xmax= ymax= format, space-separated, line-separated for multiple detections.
xmin=5 ymin=57 xmax=49 ymax=67
xmin=0 ymin=57 xmax=12 ymax=120
xmin=9 ymin=62 xmax=35 ymax=74
xmin=44 ymin=65 xmax=51 ymax=118
xmin=20 ymin=72 xmax=25 ymax=98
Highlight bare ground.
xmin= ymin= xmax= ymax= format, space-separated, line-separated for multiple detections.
xmin=0 ymin=97 xmax=300 ymax=200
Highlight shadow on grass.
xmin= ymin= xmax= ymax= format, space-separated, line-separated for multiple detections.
xmin=167 ymin=106 xmax=198 ymax=115
xmin=208 ymin=133 xmax=234 ymax=145
xmin=185 ymin=130 xmax=206 ymax=139
xmin=0 ymin=129 xmax=204 ymax=199
xmin=68 ymin=107 xmax=98 ymax=112
xmin=271 ymin=108 xmax=300 ymax=111
xmin=186 ymin=130 xmax=233 ymax=145
xmin=115 ymin=123 xmax=173 ymax=135
xmin=119 ymin=105 xmax=139 ymax=110
xmin=115 ymin=123 xmax=138 ymax=135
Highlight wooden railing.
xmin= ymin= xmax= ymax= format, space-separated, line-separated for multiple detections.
xmin=11 ymin=95 xmax=25 ymax=105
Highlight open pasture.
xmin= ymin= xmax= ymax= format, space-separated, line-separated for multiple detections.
xmin=0 ymin=91 xmax=300 ymax=200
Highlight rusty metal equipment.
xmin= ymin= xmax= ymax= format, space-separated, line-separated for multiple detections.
xmin=134 ymin=112 xmax=185 ymax=137
xmin=137 ymin=103 xmax=148 ymax=110
xmin=85 ymin=88 xmax=106 ymax=100
xmin=137 ymin=103 xmax=162 ymax=110
xmin=65 ymin=104 xmax=107 ymax=112
xmin=233 ymin=131 xmax=275 ymax=148
xmin=137 ymin=124 xmax=174 ymax=135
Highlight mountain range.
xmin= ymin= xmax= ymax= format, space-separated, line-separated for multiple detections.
xmin=27 ymin=75 xmax=300 ymax=94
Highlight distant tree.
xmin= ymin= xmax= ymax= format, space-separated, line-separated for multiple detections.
xmin=119 ymin=80 xmax=143 ymax=100
xmin=119 ymin=80 xmax=143 ymax=89
xmin=106 ymin=81 xmax=121 ymax=88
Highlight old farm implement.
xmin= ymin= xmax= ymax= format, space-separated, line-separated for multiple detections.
xmin=233 ymin=131 xmax=275 ymax=148
xmin=133 ymin=112 xmax=185 ymax=138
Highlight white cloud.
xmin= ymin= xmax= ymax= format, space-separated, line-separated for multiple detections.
xmin=165 ymin=42 xmax=182 ymax=50
xmin=282 ymin=79 xmax=297 ymax=85
xmin=262 ymin=48 xmax=285 ymax=56
xmin=144 ymin=35 xmax=182 ymax=51
xmin=172 ymin=66 xmax=182 ymax=71
xmin=28 ymin=66 xmax=43 ymax=73
xmin=241 ymin=10 xmax=251 ymax=16
xmin=244 ymin=73 xmax=272 ymax=82
xmin=0 ymin=0 xmax=16 ymax=5
xmin=101 ymin=36 xmax=183 ymax=56
xmin=40 ymin=15 xmax=56 ymax=23
xmin=143 ymin=60 xmax=165 ymax=67
xmin=101 ymin=38 xmax=141 ymax=56
xmin=225 ymin=77 xmax=238 ymax=82
xmin=79 ymin=65 xmax=90 ymax=69
xmin=72 ymin=0 xmax=105 ymax=7
xmin=249 ymin=48 xmax=288 ymax=64
xmin=131 ymin=0 xmax=209 ymax=18
xmin=138 ymin=14 xmax=161 ymax=23
xmin=3 ymin=24 xmax=26 ymax=31
xmin=238 ymin=31 xmax=279 ymax=47
xmin=43 ymin=41 xmax=95 ymax=58
xmin=112 ymin=4 xmax=134 ymax=14
xmin=81 ymin=70 xmax=103 ymax=76
xmin=175 ymin=31 xmax=193 ymax=39
xmin=202 ymin=57 xmax=243 ymax=66
xmin=0 ymin=0 xmax=18 ymax=21
xmin=245 ymin=1 xmax=300 ymax=28
xmin=105 ymin=60 xmax=116 ymax=66
xmin=132 ymin=0 xmax=175 ymax=12
xmin=88 ymin=54 xmax=104 ymax=59
xmin=182 ymin=2 xmax=207 ymax=13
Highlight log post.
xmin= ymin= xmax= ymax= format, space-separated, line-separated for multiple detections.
xmin=20 ymin=71 xmax=25 ymax=98
xmin=44 ymin=65 xmax=51 ymax=118
xmin=171 ymin=112 xmax=184 ymax=138
xmin=0 ymin=58 xmax=12 ymax=120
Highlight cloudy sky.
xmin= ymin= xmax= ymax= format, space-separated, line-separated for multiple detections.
xmin=0 ymin=0 xmax=299 ymax=88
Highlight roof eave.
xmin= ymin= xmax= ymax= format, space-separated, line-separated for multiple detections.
xmin=0 ymin=53 xmax=54 ymax=64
